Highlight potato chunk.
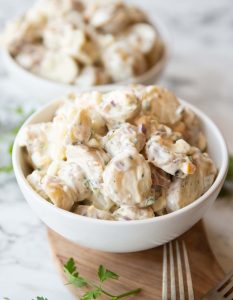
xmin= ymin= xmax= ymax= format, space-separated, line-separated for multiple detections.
xmin=103 ymin=150 xmax=152 ymax=206
xmin=166 ymin=149 xmax=217 ymax=211
xmin=146 ymin=125 xmax=196 ymax=178
xmin=103 ymin=123 xmax=146 ymax=156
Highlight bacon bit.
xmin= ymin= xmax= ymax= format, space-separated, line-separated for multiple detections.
xmin=123 ymin=216 xmax=132 ymax=221
xmin=115 ymin=161 xmax=125 ymax=171
xmin=110 ymin=100 xmax=116 ymax=107
xmin=73 ymin=1 xmax=84 ymax=12
xmin=187 ymin=162 xmax=196 ymax=174
xmin=150 ymin=164 xmax=171 ymax=188
xmin=140 ymin=124 xmax=147 ymax=135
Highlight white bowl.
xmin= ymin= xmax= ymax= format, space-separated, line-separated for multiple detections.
xmin=1 ymin=20 xmax=169 ymax=103
xmin=12 ymin=98 xmax=228 ymax=253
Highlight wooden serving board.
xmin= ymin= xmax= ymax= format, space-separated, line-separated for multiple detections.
xmin=47 ymin=221 xmax=224 ymax=299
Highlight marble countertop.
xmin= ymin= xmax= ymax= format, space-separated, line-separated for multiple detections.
xmin=0 ymin=0 xmax=233 ymax=299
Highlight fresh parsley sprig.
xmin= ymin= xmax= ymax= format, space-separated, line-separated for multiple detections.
xmin=64 ymin=258 xmax=141 ymax=300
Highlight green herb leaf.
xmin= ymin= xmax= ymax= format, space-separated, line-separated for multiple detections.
xmin=144 ymin=195 xmax=155 ymax=206
xmin=64 ymin=257 xmax=77 ymax=274
xmin=81 ymin=289 xmax=102 ymax=300
xmin=64 ymin=258 xmax=87 ymax=288
xmin=11 ymin=109 xmax=35 ymax=135
xmin=8 ymin=141 xmax=14 ymax=155
xmin=98 ymin=265 xmax=119 ymax=282
xmin=35 ymin=297 xmax=48 ymax=300
xmin=226 ymin=156 xmax=233 ymax=181
xmin=0 ymin=164 xmax=13 ymax=173
xmin=15 ymin=106 xmax=24 ymax=115
xmin=219 ymin=186 xmax=231 ymax=197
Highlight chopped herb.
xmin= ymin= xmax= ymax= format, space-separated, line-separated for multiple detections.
xmin=144 ymin=196 xmax=155 ymax=206
xmin=15 ymin=106 xmax=24 ymax=115
xmin=84 ymin=179 xmax=91 ymax=190
xmin=8 ymin=141 xmax=14 ymax=155
xmin=226 ymin=156 xmax=233 ymax=181
xmin=188 ymin=155 xmax=193 ymax=162
xmin=143 ymin=101 xmax=151 ymax=111
xmin=0 ymin=164 xmax=13 ymax=173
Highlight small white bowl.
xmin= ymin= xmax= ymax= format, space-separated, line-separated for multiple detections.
xmin=1 ymin=19 xmax=169 ymax=102
xmin=12 ymin=98 xmax=228 ymax=253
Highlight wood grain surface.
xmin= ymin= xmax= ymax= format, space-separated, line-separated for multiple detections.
xmin=47 ymin=221 xmax=224 ymax=299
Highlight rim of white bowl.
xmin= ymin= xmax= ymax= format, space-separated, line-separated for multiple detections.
xmin=12 ymin=97 xmax=229 ymax=226
xmin=1 ymin=18 xmax=169 ymax=92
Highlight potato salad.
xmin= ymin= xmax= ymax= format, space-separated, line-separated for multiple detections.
xmin=1 ymin=0 xmax=164 ymax=86
xmin=19 ymin=85 xmax=217 ymax=221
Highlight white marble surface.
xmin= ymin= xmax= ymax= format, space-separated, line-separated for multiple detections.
xmin=0 ymin=0 xmax=233 ymax=299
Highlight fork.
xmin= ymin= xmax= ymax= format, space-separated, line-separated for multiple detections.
xmin=202 ymin=269 xmax=233 ymax=300
xmin=162 ymin=240 xmax=194 ymax=300
xmin=163 ymin=240 xmax=233 ymax=300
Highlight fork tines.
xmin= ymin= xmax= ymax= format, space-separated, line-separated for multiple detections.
xmin=162 ymin=240 xmax=194 ymax=300
xmin=203 ymin=269 xmax=233 ymax=300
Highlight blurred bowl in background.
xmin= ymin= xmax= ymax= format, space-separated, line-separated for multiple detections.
xmin=1 ymin=19 xmax=169 ymax=103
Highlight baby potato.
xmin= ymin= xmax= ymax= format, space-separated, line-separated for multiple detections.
xmin=27 ymin=170 xmax=48 ymax=200
xmin=103 ymin=123 xmax=146 ymax=156
xmin=166 ymin=148 xmax=217 ymax=212
xmin=65 ymin=108 xmax=92 ymax=144
xmin=122 ymin=23 xmax=157 ymax=54
xmin=97 ymin=89 xmax=140 ymax=127
xmin=146 ymin=125 xmax=196 ymax=178
xmin=103 ymin=150 xmax=152 ymax=206
xmin=102 ymin=41 xmax=148 ymax=82
xmin=133 ymin=85 xmax=182 ymax=126
xmin=42 ymin=175 xmax=76 ymax=211
xmin=66 ymin=144 xmax=110 ymax=186
xmin=18 ymin=123 xmax=53 ymax=170
xmin=85 ymin=2 xmax=130 ymax=34
xmin=132 ymin=114 xmax=159 ymax=139
xmin=38 ymin=51 xmax=79 ymax=84
xmin=47 ymin=160 xmax=92 ymax=201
